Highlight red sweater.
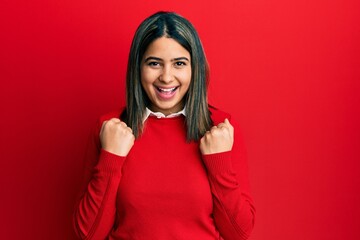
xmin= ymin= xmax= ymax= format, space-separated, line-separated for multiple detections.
xmin=73 ymin=107 xmax=255 ymax=240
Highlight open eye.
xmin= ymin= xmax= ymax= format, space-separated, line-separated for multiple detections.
xmin=174 ymin=61 xmax=186 ymax=67
xmin=148 ymin=62 xmax=160 ymax=67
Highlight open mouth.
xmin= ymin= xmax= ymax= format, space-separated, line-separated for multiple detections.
xmin=156 ymin=86 xmax=179 ymax=94
xmin=155 ymin=86 xmax=179 ymax=99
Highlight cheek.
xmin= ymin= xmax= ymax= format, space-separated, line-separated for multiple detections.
xmin=182 ymin=71 xmax=192 ymax=87
xmin=177 ymin=69 xmax=192 ymax=84
xmin=140 ymin=70 xmax=147 ymax=85
xmin=140 ymin=67 xmax=155 ymax=85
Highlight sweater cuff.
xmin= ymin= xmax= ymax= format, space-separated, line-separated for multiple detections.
xmin=202 ymin=151 xmax=233 ymax=176
xmin=95 ymin=149 xmax=126 ymax=176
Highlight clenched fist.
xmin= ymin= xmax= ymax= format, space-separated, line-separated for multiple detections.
xmin=199 ymin=118 xmax=234 ymax=155
xmin=100 ymin=118 xmax=135 ymax=157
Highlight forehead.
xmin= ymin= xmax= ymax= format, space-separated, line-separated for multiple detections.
xmin=144 ymin=37 xmax=190 ymax=59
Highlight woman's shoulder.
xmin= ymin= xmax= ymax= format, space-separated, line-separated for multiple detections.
xmin=209 ymin=105 xmax=232 ymax=125
xmin=98 ymin=106 xmax=126 ymax=123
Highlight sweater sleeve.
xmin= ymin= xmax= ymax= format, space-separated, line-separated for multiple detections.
xmin=73 ymin=118 xmax=126 ymax=240
xmin=202 ymin=118 xmax=256 ymax=240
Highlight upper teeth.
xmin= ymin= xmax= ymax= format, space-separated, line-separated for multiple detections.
xmin=159 ymin=87 xmax=176 ymax=92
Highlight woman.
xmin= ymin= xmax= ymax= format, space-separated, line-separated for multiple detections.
xmin=73 ymin=11 xmax=255 ymax=240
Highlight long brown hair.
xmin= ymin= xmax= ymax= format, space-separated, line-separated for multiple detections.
xmin=122 ymin=11 xmax=212 ymax=141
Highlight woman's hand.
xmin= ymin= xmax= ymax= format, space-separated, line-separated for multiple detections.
xmin=100 ymin=118 xmax=135 ymax=157
xmin=200 ymin=118 xmax=234 ymax=155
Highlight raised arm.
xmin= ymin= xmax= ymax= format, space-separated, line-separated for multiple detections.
xmin=73 ymin=116 xmax=134 ymax=239
xmin=200 ymin=117 xmax=256 ymax=240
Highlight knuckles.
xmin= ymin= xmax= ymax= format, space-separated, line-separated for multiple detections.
xmin=208 ymin=126 xmax=230 ymax=138
xmin=99 ymin=118 xmax=135 ymax=156
xmin=101 ymin=119 xmax=134 ymax=137
xmin=201 ymin=121 xmax=234 ymax=145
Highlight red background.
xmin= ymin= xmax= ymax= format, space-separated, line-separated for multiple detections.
xmin=1 ymin=0 xmax=359 ymax=239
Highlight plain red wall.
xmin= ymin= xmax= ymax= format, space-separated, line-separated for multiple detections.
xmin=1 ymin=0 xmax=359 ymax=239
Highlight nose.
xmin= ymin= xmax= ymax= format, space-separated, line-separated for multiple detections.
xmin=159 ymin=65 xmax=173 ymax=83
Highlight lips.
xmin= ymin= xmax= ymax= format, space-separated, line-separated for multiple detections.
xmin=155 ymin=86 xmax=179 ymax=99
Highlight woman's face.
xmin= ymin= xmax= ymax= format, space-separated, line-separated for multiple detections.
xmin=141 ymin=37 xmax=191 ymax=115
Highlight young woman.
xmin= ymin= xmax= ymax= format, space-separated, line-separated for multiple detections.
xmin=73 ymin=11 xmax=255 ymax=240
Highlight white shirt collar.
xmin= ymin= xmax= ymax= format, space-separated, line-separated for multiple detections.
xmin=143 ymin=107 xmax=186 ymax=122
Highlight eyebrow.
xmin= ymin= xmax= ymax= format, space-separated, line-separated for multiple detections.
xmin=144 ymin=56 xmax=190 ymax=62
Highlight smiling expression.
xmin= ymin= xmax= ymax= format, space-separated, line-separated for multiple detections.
xmin=140 ymin=37 xmax=192 ymax=115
